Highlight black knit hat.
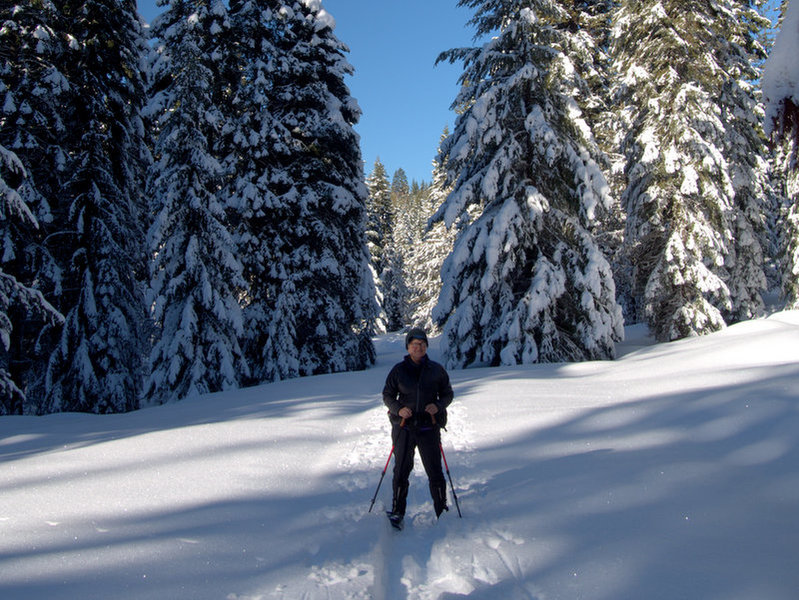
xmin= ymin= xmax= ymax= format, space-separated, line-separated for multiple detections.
xmin=405 ymin=327 xmax=428 ymax=348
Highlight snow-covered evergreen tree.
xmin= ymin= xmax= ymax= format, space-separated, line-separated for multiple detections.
xmin=1 ymin=0 xmax=150 ymax=413
xmin=406 ymin=131 xmax=457 ymax=332
xmin=145 ymin=0 xmax=248 ymax=403
xmin=612 ymin=0 xmax=770 ymax=341
xmin=42 ymin=0 xmax=150 ymax=413
xmin=253 ymin=0 xmax=377 ymax=378
xmin=220 ymin=0 xmax=292 ymax=385
xmin=379 ymin=241 xmax=408 ymax=331
xmin=391 ymin=170 xmax=428 ymax=250
xmin=391 ymin=168 xmax=410 ymax=205
xmin=365 ymin=157 xmax=392 ymax=331
xmin=561 ymin=1 xmax=616 ymax=150
xmin=0 ymin=0 xmax=70 ymax=410
xmin=576 ymin=2 xmax=634 ymax=320
xmin=777 ymin=163 xmax=799 ymax=307
xmin=0 ymin=145 xmax=61 ymax=414
xmin=377 ymin=167 xmax=413 ymax=331
xmin=763 ymin=0 xmax=799 ymax=308
xmin=433 ymin=0 xmax=623 ymax=368
xmin=764 ymin=0 xmax=799 ymax=157
xmin=365 ymin=158 xmax=392 ymax=278
xmin=715 ymin=1 xmax=772 ymax=323
xmin=368 ymin=162 xmax=435 ymax=331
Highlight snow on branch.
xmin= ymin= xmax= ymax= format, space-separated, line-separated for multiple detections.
xmin=763 ymin=1 xmax=799 ymax=166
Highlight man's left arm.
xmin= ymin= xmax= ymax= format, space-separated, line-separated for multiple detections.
xmin=437 ymin=366 xmax=453 ymax=409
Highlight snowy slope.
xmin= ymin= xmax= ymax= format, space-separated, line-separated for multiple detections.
xmin=2 ymin=313 xmax=799 ymax=599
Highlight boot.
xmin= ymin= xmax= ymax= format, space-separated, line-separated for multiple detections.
xmin=391 ymin=481 xmax=409 ymax=518
xmin=430 ymin=482 xmax=448 ymax=518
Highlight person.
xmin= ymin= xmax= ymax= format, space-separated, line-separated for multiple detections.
xmin=382 ymin=327 xmax=454 ymax=527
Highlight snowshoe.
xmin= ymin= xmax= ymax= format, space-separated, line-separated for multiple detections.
xmin=386 ymin=511 xmax=404 ymax=531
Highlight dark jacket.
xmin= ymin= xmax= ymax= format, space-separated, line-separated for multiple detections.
xmin=383 ymin=355 xmax=454 ymax=428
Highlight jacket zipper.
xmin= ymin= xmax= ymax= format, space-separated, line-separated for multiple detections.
xmin=415 ymin=363 xmax=424 ymax=423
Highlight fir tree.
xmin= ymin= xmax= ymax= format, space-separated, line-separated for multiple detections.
xmin=365 ymin=158 xmax=392 ymax=273
xmin=573 ymin=2 xmax=632 ymax=319
xmin=718 ymin=2 xmax=773 ymax=322
xmin=145 ymin=0 xmax=248 ymax=402
xmin=0 ymin=0 xmax=70 ymax=409
xmin=43 ymin=0 xmax=150 ymax=413
xmin=380 ymin=240 xmax=408 ymax=331
xmin=222 ymin=0 xmax=292 ymax=384
xmin=407 ymin=179 xmax=432 ymax=239
xmin=0 ymin=145 xmax=61 ymax=414
xmin=778 ymin=164 xmax=799 ymax=308
xmin=763 ymin=0 xmax=799 ymax=308
xmin=392 ymin=172 xmax=428 ymax=248
xmin=368 ymin=164 xmax=435 ymax=331
xmin=255 ymin=0 xmax=377 ymax=378
xmin=391 ymin=168 xmax=410 ymax=204
xmin=406 ymin=129 xmax=457 ymax=332
xmin=1 ymin=0 xmax=150 ymax=413
xmin=433 ymin=0 xmax=623 ymax=368
xmin=379 ymin=167 xmax=413 ymax=330
xmin=612 ymin=0 xmax=770 ymax=341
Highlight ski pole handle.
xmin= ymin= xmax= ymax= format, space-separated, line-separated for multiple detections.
xmin=400 ymin=417 xmax=406 ymax=428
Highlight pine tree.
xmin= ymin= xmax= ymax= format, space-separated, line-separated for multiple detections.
xmin=380 ymin=240 xmax=408 ymax=331
xmin=391 ymin=168 xmax=410 ymax=204
xmin=42 ymin=0 xmax=150 ymax=413
xmin=562 ymin=1 xmax=616 ymax=139
xmin=722 ymin=3 xmax=773 ymax=322
xmin=221 ymin=0 xmax=293 ymax=384
xmin=406 ymin=130 xmax=457 ymax=332
xmin=391 ymin=170 xmax=428 ymax=248
xmin=779 ymin=166 xmax=799 ymax=308
xmin=368 ymin=165 xmax=435 ymax=332
xmin=0 ymin=144 xmax=61 ymax=414
xmin=407 ymin=180 xmax=432 ymax=241
xmin=772 ymin=144 xmax=799 ymax=307
xmin=763 ymin=0 xmax=799 ymax=308
xmin=0 ymin=0 xmax=71 ymax=409
xmin=377 ymin=169 xmax=435 ymax=331
xmin=433 ymin=0 xmax=623 ymax=368
xmin=365 ymin=158 xmax=392 ymax=273
xmin=145 ymin=0 xmax=248 ymax=403
xmin=254 ymin=0 xmax=377 ymax=378
xmin=365 ymin=158 xmax=392 ymax=331
xmin=573 ymin=2 xmax=633 ymax=320
xmin=612 ymin=0 xmax=770 ymax=341
xmin=378 ymin=167 xmax=413 ymax=330
xmin=1 ymin=0 xmax=150 ymax=413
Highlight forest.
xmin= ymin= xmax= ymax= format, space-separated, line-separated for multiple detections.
xmin=1 ymin=0 xmax=797 ymax=415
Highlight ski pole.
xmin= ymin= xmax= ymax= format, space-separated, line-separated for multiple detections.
xmin=368 ymin=418 xmax=405 ymax=513
xmin=439 ymin=442 xmax=463 ymax=518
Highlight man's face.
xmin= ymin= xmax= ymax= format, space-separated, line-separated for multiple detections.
xmin=408 ymin=339 xmax=427 ymax=362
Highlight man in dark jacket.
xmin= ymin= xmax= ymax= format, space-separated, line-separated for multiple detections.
xmin=382 ymin=328 xmax=454 ymax=526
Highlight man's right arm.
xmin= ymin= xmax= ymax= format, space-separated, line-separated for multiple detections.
xmin=382 ymin=366 xmax=402 ymax=416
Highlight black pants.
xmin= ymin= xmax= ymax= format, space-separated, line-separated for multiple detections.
xmin=391 ymin=423 xmax=446 ymax=516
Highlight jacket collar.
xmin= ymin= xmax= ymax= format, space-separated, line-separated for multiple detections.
xmin=404 ymin=354 xmax=429 ymax=368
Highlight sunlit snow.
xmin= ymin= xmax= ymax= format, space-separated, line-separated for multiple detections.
xmin=1 ymin=314 xmax=799 ymax=599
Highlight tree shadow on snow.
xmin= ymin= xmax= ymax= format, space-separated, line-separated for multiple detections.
xmin=445 ymin=362 xmax=799 ymax=600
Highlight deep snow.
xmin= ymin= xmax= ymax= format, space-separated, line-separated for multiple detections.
xmin=1 ymin=313 xmax=799 ymax=599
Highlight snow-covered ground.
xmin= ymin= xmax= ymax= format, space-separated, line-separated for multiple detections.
xmin=2 ymin=313 xmax=799 ymax=599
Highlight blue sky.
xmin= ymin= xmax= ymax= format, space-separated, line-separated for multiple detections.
xmin=136 ymin=1 xmax=478 ymax=184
